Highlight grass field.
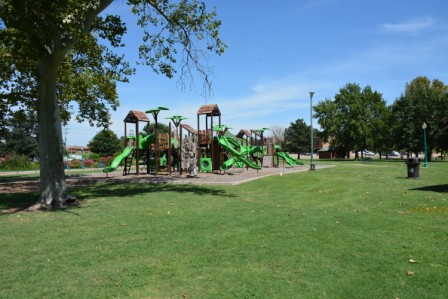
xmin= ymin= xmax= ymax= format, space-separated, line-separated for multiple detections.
xmin=1 ymin=160 xmax=447 ymax=298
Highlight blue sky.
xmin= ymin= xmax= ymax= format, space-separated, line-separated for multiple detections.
xmin=66 ymin=0 xmax=448 ymax=146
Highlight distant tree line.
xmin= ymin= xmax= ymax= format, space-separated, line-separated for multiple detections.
xmin=3 ymin=76 xmax=447 ymax=162
xmin=284 ymin=76 xmax=448 ymax=160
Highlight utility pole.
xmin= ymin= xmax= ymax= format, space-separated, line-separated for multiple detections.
xmin=64 ymin=127 xmax=70 ymax=169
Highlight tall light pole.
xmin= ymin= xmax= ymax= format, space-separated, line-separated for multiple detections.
xmin=422 ymin=122 xmax=429 ymax=168
xmin=309 ymin=91 xmax=315 ymax=171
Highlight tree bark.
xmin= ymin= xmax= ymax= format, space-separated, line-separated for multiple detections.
xmin=37 ymin=55 xmax=67 ymax=209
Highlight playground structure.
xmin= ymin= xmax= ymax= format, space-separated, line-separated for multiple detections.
xmin=103 ymin=104 xmax=304 ymax=175
xmin=196 ymin=104 xmax=221 ymax=172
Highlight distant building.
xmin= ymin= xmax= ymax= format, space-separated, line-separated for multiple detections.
xmin=317 ymin=140 xmax=350 ymax=159
xmin=67 ymin=145 xmax=90 ymax=156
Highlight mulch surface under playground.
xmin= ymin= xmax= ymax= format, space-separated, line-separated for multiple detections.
xmin=0 ymin=165 xmax=333 ymax=194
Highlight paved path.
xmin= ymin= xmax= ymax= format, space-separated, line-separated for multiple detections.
xmin=96 ymin=164 xmax=334 ymax=186
xmin=0 ymin=164 xmax=335 ymax=194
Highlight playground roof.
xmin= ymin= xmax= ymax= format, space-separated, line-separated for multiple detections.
xmin=181 ymin=123 xmax=198 ymax=134
xmin=236 ymin=129 xmax=252 ymax=138
xmin=124 ymin=110 xmax=150 ymax=123
xmin=197 ymin=104 xmax=221 ymax=116
xmin=251 ymin=130 xmax=262 ymax=137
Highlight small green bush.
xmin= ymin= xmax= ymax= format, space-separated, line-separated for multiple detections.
xmin=86 ymin=152 xmax=100 ymax=161
xmin=69 ymin=159 xmax=82 ymax=168
xmin=0 ymin=154 xmax=35 ymax=170
xmin=100 ymin=156 xmax=115 ymax=166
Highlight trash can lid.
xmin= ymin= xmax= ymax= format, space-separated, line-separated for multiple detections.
xmin=406 ymin=157 xmax=420 ymax=163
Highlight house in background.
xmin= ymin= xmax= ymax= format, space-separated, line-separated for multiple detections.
xmin=67 ymin=146 xmax=90 ymax=160
xmin=318 ymin=141 xmax=350 ymax=159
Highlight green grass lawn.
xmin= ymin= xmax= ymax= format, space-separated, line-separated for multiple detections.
xmin=1 ymin=161 xmax=447 ymax=298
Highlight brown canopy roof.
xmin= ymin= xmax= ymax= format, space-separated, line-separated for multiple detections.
xmin=197 ymin=104 xmax=221 ymax=116
xmin=236 ymin=129 xmax=252 ymax=138
xmin=251 ymin=130 xmax=262 ymax=137
xmin=181 ymin=123 xmax=198 ymax=134
xmin=123 ymin=110 xmax=150 ymax=123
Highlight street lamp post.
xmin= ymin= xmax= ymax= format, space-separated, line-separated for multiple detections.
xmin=81 ymin=149 xmax=84 ymax=170
xmin=422 ymin=122 xmax=429 ymax=168
xmin=309 ymin=91 xmax=315 ymax=171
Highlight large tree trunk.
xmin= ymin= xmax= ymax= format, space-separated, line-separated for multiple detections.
xmin=37 ymin=55 xmax=67 ymax=209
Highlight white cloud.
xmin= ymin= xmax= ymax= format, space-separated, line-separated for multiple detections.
xmin=381 ymin=15 xmax=435 ymax=33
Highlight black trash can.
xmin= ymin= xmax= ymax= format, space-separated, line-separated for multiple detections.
xmin=405 ymin=158 xmax=420 ymax=178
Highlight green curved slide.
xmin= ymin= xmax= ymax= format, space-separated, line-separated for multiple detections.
xmin=103 ymin=146 xmax=134 ymax=173
xmin=275 ymin=152 xmax=304 ymax=166
xmin=217 ymin=136 xmax=261 ymax=170
xmin=221 ymin=157 xmax=237 ymax=171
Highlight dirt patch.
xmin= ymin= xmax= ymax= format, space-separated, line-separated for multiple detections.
xmin=0 ymin=176 xmax=105 ymax=194
xmin=0 ymin=164 xmax=334 ymax=194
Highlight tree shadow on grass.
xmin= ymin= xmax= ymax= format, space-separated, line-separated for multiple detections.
xmin=1 ymin=181 xmax=237 ymax=215
xmin=410 ymin=184 xmax=448 ymax=193
xmin=75 ymin=181 xmax=236 ymax=199
xmin=0 ymin=192 xmax=39 ymax=214
xmin=0 ymin=175 xmax=39 ymax=184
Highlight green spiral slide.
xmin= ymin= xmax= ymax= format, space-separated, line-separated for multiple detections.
xmin=216 ymin=136 xmax=261 ymax=170
xmin=103 ymin=146 xmax=135 ymax=173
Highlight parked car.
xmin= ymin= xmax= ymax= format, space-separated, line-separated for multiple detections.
xmin=388 ymin=151 xmax=400 ymax=156
xmin=358 ymin=150 xmax=375 ymax=156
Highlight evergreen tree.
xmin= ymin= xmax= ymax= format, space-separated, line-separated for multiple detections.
xmin=142 ymin=123 xmax=170 ymax=135
xmin=284 ymin=119 xmax=317 ymax=156
xmin=1 ymin=112 xmax=39 ymax=159
xmin=88 ymin=129 xmax=122 ymax=157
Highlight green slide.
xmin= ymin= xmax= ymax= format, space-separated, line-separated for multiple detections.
xmin=220 ymin=157 xmax=236 ymax=171
xmin=276 ymin=152 xmax=304 ymax=166
xmin=138 ymin=134 xmax=155 ymax=150
xmin=217 ymin=136 xmax=261 ymax=170
xmin=103 ymin=146 xmax=134 ymax=173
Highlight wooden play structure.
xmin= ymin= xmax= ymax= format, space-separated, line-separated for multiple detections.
xmin=197 ymin=104 xmax=221 ymax=172
xmin=103 ymin=102 xmax=303 ymax=176
xmin=145 ymin=107 xmax=171 ymax=175
xmin=123 ymin=110 xmax=150 ymax=175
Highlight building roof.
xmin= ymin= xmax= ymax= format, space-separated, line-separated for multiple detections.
xmin=67 ymin=146 xmax=90 ymax=152
xmin=123 ymin=110 xmax=150 ymax=123
xmin=197 ymin=104 xmax=221 ymax=116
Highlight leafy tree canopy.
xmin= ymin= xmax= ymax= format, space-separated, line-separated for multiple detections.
xmin=143 ymin=122 xmax=170 ymax=135
xmin=391 ymin=76 xmax=448 ymax=156
xmin=314 ymin=83 xmax=388 ymax=158
xmin=0 ymin=111 xmax=39 ymax=158
xmin=0 ymin=0 xmax=226 ymax=208
xmin=88 ymin=129 xmax=121 ymax=157
xmin=283 ymin=119 xmax=317 ymax=154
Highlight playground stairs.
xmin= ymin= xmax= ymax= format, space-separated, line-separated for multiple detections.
xmin=123 ymin=149 xmax=135 ymax=175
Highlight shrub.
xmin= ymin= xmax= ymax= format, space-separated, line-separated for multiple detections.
xmin=86 ymin=152 xmax=100 ymax=162
xmin=0 ymin=154 xmax=34 ymax=170
xmin=83 ymin=159 xmax=95 ymax=167
xmin=101 ymin=156 xmax=115 ymax=166
xmin=69 ymin=159 xmax=82 ymax=168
